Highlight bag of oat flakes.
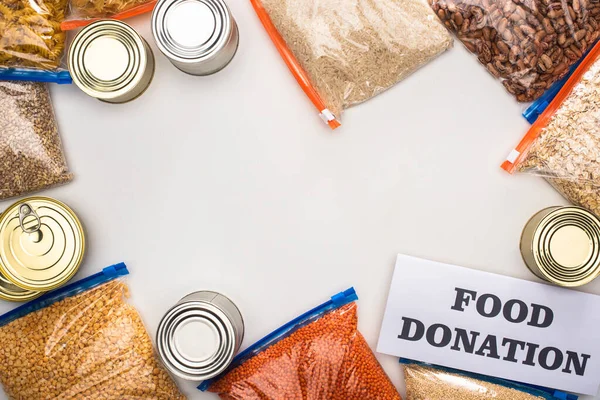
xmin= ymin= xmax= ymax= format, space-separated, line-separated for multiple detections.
xmin=502 ymin=40 xmax=600 ymax=217
xmin=250 ymin=0 xmax=452 ymax=129
xmin=0 ymin=263 xmax=186 ymax=400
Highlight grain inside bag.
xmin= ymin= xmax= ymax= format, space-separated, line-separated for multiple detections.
xmin=251 ymin=0 xmax=453 ymax=128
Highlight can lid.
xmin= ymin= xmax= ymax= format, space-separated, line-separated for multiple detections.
xmin=0 ymin=197 xmax=85 ymax=291
xmin=69 ymin=20 xmax=149 ymax=101
xmin=0 ymin=272 xmax=40 ymax=302
xmin=157 ymin=301 xmax=236 ymax=380
xmin=533 ymin=207 xmax=600 ymax=287
xmin=152 ymin=0 xmax=231 ymax=63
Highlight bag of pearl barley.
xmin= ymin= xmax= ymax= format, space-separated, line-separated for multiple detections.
xmin=401 ymin=359 xmax=576 ymax=400
xmin=0 ymin=263 xmax=186 ymax=400
xmin=199 ymin=288 xmax=401 ymax=400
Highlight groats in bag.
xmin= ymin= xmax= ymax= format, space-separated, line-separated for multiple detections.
xmin=502 ymin=40 xmax=600 ymax=217
xmin=0 ymin=0 xmax=71 ymax=83
xmin=200 ymin=288 xmax=401 ymax=400
xmin=251 ymin=0 xmax=452 ymax=129
xmin=0 ymin=81 xmax=73 ymax=200
xmin=0 ymin=264 xmax=186 ymax=400
xmin=60 ymin=0 xmax=156 ymax=31
xmin=429 ymin=0 xmax=600 ymax=102
xmin=402 ymin=359 xmax=576 ymax=400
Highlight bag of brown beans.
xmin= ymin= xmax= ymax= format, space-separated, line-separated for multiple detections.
xmin=429 ymin=0 xmax=600 ymax=102
xmin=200 ymin=288 xmax=401 ymax=400
xmin=0 ymin=81 xmax=73 ymax=200
xmin=0 ymin=263 xmax=186 ymax=400
xmin=401 ymin=359 xmax=574 ymax=400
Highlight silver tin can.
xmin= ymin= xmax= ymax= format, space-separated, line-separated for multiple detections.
xmin=157 ymin=291 xmax=244 ymax=381
xmin=151 ymin=0 xmax=239 ymax=75
xmin=69 ymin=20 xmax=155 ymax=103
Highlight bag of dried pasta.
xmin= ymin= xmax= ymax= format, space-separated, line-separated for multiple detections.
xmin=250 ymin=0 xmax=452 ymax=129
xmin=199 ymin=288 xmax=401 ymax=399
xmin=0 ymin=263 xmax=187 ymax=400
xmin=502 ymin=40 xmax=600 ymax=217
xmin=60 ymin=0 xmax=156 ymax=31
xmin=401 ymin=359 xmax=576 ymax=400
xmin=0 ymin=0 xmax=71 ymax=83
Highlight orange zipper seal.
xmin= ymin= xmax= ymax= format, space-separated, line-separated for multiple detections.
xmin=249 ymin=0 xmax=341 ymax=130
xmin=60 ymin=0 xmax=157 ymax=31
xmin=502 ymin=40 xmax=600 ymax=173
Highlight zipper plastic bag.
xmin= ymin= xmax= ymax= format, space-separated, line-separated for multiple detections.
xmin=0 ymin=81 xmax=73 ymax=200
xmin=401 ymin=359 xmax=576 ymax=400
xmin=0 ymin=0 xmax=72 ymax=83
xmin=250 ymin=0 xmax=452 ymax=129
xmin=502 ymin=40 xmax=600 ymax=217
xmin=0 ymin=263 xmax=186 ymax=400
xmin=429 ymin=0 xmax=600 ymax=102
xmin=200 ymin=288 xmax=401 ymax=399
xmin=60 ymin=0 xmax=156 ymax=31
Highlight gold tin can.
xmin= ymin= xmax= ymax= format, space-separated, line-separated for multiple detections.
xmin=0 ymin=272 xmax=40 ymax=302
xmin=69 ymin=20 xmax=155 ymax=103
xmin=520 ymin=206 xmax=600 ymax=287
xmin=0 ymin=197 xmax=85 ymax=292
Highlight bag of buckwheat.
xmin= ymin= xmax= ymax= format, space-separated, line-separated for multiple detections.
xmin=250 ymin=0 xmax=452 ymax=129
xmin=0 ymin=264 xmax=186 ymax=400
xmin=502 ymin=40 xmax=600 ymax=217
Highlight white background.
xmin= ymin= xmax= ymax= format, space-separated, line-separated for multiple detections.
xmin=1 ymin=2 xmax=599 ymax=399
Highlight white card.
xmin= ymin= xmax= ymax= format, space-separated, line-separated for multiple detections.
xmin=376 ymin=254 xmax=600 ymax=395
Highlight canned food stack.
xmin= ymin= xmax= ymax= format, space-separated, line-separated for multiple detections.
xmin=0 ymin=197 xmax=85 ymax=301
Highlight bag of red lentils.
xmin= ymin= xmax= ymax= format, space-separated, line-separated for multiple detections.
xmin=199 ymin=288 xmax=401 ymax=399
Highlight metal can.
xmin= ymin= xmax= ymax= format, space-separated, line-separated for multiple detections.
xmin=520 ymin=206 xmax=600 ymax=287
xmin=0 ymin=272 xmax=40 ymax=302
xmin=152 ymin=0 xmax=239 ymax=75
xmin=0 ymin=197 xmax=85 ymax=292
xmin=157 ymin=291 xmax=244 ymax=380
xmin=69 ymin=20 xmax=155 ymax=103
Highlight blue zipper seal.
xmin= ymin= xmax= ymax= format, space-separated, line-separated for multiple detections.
xmin=523 ymin=41 xmax=597 ymax=124
xmin=0 ymin=263 xmax=128 ymax=328
xmin=0 ymin=69 xmax=72 ymax=84
xmin=399 ymin=358 xmax=577 ymax=400
xmin=198 ymin=287 xmax=358 ymax=391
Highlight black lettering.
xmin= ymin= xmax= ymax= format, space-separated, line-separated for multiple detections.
xmin=503 ymin=299 xmax=528 ymax=323
xmin=398 ymin=317 xmax=425 ymax=341
xmin=451 ymin=288 xmax=478 ymax=312
xmin=475 ymin=334 xmax=501 ymax=359
xmin=562 ymin=351 xmax=591 ymax=376
xmin=426 ymin=324 xmax=452 ymax=348
xmin=523 ymin=342 xmax=540 ymax=366
xmin=528 ymin=304 xmax=554 ymax=328
xmin=476 ymin=294 xmax=502 ymax=318
xmin=451 ymin=328 xmax=480 ymax=353
xmin=539 ymin=347 xmax=563 ymax=370
xmin=502 ymin=338 xmax=526 ymax=363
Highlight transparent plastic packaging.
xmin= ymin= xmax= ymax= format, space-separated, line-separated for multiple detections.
xmin=502 ymin=40 xmax=600 ymax=217
xmin=401 ymin=360 xmax=575 ymax=400
xmin=430 ymin=0 xmax=600 ymax=102
xmin=0 ymin=0 xmax=71 ymax=83
xmin=0 ymin=264 xmax=186 ymax=400
xmin=251 ymin=0 xmax=453 ymax=129
xmin=201 ymin=288 xmax=401 ymax=400
xmin=0 ymin=81 xmax=73 ymax=200
xmin=61 ymin=0 xmax=156 ymax=31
